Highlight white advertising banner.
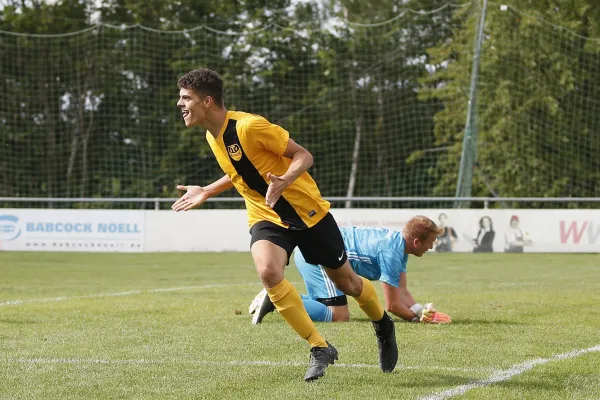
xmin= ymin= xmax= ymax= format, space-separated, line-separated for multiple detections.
xmin=330 ymin=209 xmax=600 ymax=253
xmin=0 ymin=209 xmax=144 ymax=252
xmin=0 ymin=208 xmax=599 ymax=253
xmin=144 ymin=210 xmax=249 ymax=252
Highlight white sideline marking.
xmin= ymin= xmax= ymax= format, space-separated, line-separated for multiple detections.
xmin=0 ymin=283 xmax=261 ymax=307
xmin=419 ymin=344 xmax=600 ymax=400
xmin=0 ymin=357 xmax=484 ymax=373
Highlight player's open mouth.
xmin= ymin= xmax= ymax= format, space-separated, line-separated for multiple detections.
xmin=182 ymin=110 xmax=190 ymax=118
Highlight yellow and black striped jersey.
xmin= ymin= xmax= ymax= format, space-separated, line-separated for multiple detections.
xmin=206 ymin=110 xmax=330 ymax=229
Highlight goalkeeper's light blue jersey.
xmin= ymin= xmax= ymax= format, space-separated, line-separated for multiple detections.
xmin=340 ymin=226 xmax=408 ymax=288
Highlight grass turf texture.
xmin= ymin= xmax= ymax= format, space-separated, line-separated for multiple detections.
xmin=1 ymin=252 xmax=599 ymax=399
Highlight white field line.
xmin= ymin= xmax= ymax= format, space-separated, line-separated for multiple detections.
xmin=0 ymin=282 xmax=263 ymax=307
xmin=419 ymin=344 xmax=600 ymax=400
xmin=0 ymin=357 xmax=486 ymax=373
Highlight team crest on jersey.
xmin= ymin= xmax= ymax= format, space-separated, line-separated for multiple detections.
xmin=227 ymin=144 xmax=242 ymax=161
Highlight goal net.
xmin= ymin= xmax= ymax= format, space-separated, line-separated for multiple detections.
xmin=1 ymin=3 xmax=598 ymax=208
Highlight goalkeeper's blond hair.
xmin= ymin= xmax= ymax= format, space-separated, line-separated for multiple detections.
xmin=402 ymin=215 xmax=444 ymax=241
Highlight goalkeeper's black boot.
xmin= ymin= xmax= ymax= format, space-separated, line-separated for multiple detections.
xmin=372 ymin=311 xmax=398 ymax=373
xmin=304 ymin=342 xmax=338 ymax=382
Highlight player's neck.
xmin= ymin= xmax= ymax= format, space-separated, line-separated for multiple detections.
xmin=204 ymin=107 xmax=229 ymax=138
xmin=401 ymin=232 xmax=411 ymax=255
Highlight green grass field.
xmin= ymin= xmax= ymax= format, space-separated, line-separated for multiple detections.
xmin=1 ymin=252 xmax=599 ymax=400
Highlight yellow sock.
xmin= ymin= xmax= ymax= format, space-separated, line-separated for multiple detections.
xmin=353 ymin=277 xmax=385 ymax=321
xmin=267 ymin=279 xmax=328 ymax=348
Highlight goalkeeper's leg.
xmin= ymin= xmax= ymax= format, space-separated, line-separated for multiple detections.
xmin=294 ymin=250 xmax=349 ymax=322
xmin=301 ymin=296 xmax=333 ymax=322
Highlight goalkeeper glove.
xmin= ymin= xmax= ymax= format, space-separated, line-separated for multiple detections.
xmin=410 ymin=303 xmax=452 ymax=324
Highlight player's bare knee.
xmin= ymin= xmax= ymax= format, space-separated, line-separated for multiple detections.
xmin=329 ymin=276 xmax=348 ymax=293
xmin=251 ymin=242 xmax=287 ymax=288
xmin=331 ymin=276 xmax=361 ymax=297
xmin=324 ymin=264 xmax=363 ymax=296
xmin=343 ymin=273 xmax=364 ymax=295
xmin=255 ymin=263 xmax=284 ymax=288
xmin=350 ymin=274 xmax=363 ymax=294
xmin=253 ymin=251 xmax=285 ymax=287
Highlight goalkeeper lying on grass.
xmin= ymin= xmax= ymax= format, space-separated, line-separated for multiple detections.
xmin=250 ymin=216 xmax=452 ymax=325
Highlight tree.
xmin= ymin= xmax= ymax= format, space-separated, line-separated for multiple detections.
xmin=420 ymin=0 xmax=600 ymax=204
xmin=0 ymin=0 xmax=96 ymax=201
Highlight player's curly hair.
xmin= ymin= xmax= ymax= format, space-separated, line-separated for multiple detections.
xmin=403 ymin=215 xmax=444 ymax=241
xmin=178 ymin=68 xmax=224 ymax=107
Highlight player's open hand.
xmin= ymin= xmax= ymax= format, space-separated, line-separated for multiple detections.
xmin=171 ymin=185 xmax=210 ymax=212
xmin=265 ymin=173 xmax=289 ymax=208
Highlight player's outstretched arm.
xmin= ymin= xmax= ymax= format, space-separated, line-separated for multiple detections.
xmin=383 ymin=274 xmax=451 ymax=323
xmin=382 ymin=281 xmax=419 ymax=321
xmin=172 ymin=175 xmax=233 ymax=211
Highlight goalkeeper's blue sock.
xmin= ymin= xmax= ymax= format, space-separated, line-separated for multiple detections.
xmin=302 ymin=297 xmax=333 ymax=322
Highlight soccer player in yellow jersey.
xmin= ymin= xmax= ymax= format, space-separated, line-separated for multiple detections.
xmin=172 ymin=68 xmax=397 ymax=381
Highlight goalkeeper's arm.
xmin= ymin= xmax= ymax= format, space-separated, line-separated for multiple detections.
xmin=382 ymin=273 xmax=451 ymax=323
xmin=381 ymin=273 xmax=420 ymax=321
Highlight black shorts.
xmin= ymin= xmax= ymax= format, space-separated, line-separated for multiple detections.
xmin=249 ymin=212 xmax=348 ymax=269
